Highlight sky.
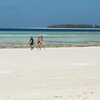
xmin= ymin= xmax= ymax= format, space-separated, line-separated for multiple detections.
xmin=0 ymin=0 xmax=100 ymax=28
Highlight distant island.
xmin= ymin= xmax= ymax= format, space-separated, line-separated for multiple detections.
xmin=0 ymin=24 xmax=100 ymax=31
xmin=48 ymin=24 xmax=100 ymax=28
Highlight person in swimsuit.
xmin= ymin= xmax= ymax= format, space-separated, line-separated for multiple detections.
xmin=29 ymin=36 xmax=34 ymax=50
xmin=37 ymin=35 xmax=45 ymax=50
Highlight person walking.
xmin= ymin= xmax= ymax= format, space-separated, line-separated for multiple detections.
xmin=37 ymin=35 xmax=45 ymax=50
xmin=29 ymin=36 xmax=34 ymax=50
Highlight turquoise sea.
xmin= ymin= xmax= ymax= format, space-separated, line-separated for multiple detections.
xmin=0 ymin=28 xmax=100 ymax=47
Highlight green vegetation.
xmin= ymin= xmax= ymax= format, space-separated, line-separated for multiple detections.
xmin=48 ymin=24 xmax=100 ymax=28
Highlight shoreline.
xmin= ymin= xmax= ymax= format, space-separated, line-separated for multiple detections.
xmin=1 ymin=43 xmax=100 ymax=48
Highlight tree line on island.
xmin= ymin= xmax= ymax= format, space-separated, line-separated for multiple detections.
xmin=48 ymin=24 xmax=100 ymax=28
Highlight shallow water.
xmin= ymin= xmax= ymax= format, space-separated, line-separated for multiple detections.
xmin=0 ymin=29 xmax=100 ymax=47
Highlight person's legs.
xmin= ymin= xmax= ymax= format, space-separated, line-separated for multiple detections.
xmin=41 ymin=43 xmax=45 ymax=50
xmin=30 ymin=44 xmax=34 ymax=50
xmin=37 ymin=43 xmax=40 ymax=49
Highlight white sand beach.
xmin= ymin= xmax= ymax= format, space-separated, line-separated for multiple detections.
xmin=0 ymin=47 xmax=100 ymax=100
